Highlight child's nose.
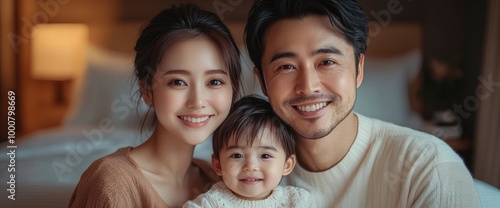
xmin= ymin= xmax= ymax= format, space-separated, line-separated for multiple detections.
xmin=243 ymin=160 xmax=259 ymax=172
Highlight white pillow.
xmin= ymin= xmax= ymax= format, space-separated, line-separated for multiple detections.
xmin=239 ymin=46 xmax=264 ymax=96
xmin=63 ymin=45 xmax=148 ymax=129
xmin=354 ymin=50 xmax=423 ymax=129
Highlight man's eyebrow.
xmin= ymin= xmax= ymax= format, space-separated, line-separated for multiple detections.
xmin=269 ymin=47 xmax=343 ymax=64
xmin=312 ymin=47 xmax=343 ymax=56
xmin=269 ymin=52 xmax=297 ymax=64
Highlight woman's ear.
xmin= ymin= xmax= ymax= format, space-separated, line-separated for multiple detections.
xmin=356 ymin=53 xmax=365 ymax=89
xmin=282 ymin=154 xmax=296 ymax=176
xmin=253 ymin=67 xmax=268 ymax=96
xmin=211 ymin=154 xmax=223 ymax=176
xmin=139 ymin=80 xmax=153 ymax=106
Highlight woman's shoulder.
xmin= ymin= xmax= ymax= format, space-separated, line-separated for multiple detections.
xmin=84 ymin=147 xmax=137 ymax=176
xmin=69 ymin=147 xmax=154 ymax=207
xmin=70 ymin=146 xmax=171 ymax=207
xmin=72 ymin=147 xmax=140 ymax=191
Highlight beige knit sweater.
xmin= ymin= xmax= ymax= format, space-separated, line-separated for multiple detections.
xmin=69 ymin=147 xmax=217 ymax=208
xmin=284 ymin=113 xmax=481 ymax=207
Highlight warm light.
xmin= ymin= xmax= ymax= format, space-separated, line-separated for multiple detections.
xmin=31 ymin=24 xmax=89 ymax=80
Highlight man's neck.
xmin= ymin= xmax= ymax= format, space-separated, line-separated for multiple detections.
xmin=296 ymin=113 xmax=359 ymax=172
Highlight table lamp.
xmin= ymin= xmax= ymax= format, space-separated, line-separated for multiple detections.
xmin=31 ymin=23 xmax=89 ymax=104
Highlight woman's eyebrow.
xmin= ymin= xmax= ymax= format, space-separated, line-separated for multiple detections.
xmin=205 ymin=69 xmax=228 ymax=75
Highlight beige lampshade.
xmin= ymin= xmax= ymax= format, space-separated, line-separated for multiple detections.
xmin=31 ymin=24 xmax=89 ymax=80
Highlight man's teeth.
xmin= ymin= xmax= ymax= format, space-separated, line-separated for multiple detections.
xmin=180 ymin=116 xmax=209 ymax=123
xmin=296 ymin=102 xmax=327 ymax=112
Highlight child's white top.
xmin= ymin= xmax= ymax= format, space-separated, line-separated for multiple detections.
xmin=183 ymin=181 xmax=315 ymax=208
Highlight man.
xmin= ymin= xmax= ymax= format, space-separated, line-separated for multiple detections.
xmin=244 ymin=0 xmax=481 ymax=207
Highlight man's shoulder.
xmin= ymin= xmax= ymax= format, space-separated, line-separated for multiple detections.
xmin=365 ymin=117 xmax=462 ymax=164
xmin=367 ymin=116 xmax=440 ymax=143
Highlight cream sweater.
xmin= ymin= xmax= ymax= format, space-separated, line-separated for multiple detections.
xmin=183 ymin=181 xmax=315 ymax=207
xmin=283 ymin=113 xmax=481 ymax=207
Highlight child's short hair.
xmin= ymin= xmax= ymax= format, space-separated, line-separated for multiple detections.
xmin=212 ymin=95 xmax=296 ymax=159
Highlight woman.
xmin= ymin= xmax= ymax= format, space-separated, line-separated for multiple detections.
xmin=69 ymin=4 xmax=242 ymax=207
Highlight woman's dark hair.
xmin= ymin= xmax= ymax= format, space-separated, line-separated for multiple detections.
xmin=134 ymin=4 xmax=242 ymax=131
xmin=212 ymin=94 xmax=296 ymax=159
xmin=245 ymin=0 xmax=368 ymax=80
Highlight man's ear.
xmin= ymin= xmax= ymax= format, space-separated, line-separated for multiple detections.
xmin=211 ymin=154 xmax=223 ymax=176
xmin=282 ymin=154 xmax=296 ymax=176
xmin=139 ymin=80 xmax=153 ymax=106
xmin=253 ymin=67 xmax=268 ymax=96
xmin=356 ymin=53 xmax=365 ymax=88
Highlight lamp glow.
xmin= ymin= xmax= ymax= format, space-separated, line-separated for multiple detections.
xmin=31 ymin=24 xmax=88 ymax=80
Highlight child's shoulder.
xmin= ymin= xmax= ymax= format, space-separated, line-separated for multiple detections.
xmin=278 ymin=185 xmax=313 ymax=197
xmin=274 ymin=185 xmax=315 ymax=206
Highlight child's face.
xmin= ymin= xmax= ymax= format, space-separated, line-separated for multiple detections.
xmin=212 ymin=128 xmax=296 ymax=200
xmin=143 ymin=37 xmax=233 ymax=145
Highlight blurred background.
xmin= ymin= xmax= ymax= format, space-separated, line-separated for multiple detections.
xmin=0 ymin=0 xmax=499 ymax=206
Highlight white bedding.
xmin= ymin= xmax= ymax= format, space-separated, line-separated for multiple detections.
xmin=0 ymin=127 xmax=141 ymax=207
xmin=0 ymin=127 xmax=214 ymax=207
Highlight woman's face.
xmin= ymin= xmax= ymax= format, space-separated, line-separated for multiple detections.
xmin=146 ymin=37 xmax=233 ymax=145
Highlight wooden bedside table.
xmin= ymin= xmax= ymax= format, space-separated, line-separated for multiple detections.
xmin=443 ymin=138 xmax=472 ymax=152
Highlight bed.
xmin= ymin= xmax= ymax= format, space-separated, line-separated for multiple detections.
xmin=1 ymin=22 xmax=498 ymax=207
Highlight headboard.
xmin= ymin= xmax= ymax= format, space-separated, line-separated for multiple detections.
xmin=365 ymin=23 xmax=422 ymax=57
xmin=88 ymin=21 xmax=423 ymax=56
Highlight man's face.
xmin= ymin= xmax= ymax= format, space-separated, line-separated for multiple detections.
xmin=259 ymin=15 xmax=364 ymax=139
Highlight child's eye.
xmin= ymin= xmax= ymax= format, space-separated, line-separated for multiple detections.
xmin=260 ymin=154 xmax=272 ymax=159
xmin=230 ymin=153 xmax=243 ymax=159
xmin=208 ymin=79 xmax=224 ymax=86
xmin=168 ymin=79 xmax=187 ymax=86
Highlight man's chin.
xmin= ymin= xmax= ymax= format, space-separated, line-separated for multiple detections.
xmin=294 ymin=127 xmax=334 ymax=140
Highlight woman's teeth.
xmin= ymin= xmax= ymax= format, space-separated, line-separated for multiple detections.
xmin=180 ymin=116 xmax=209 ymax=123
